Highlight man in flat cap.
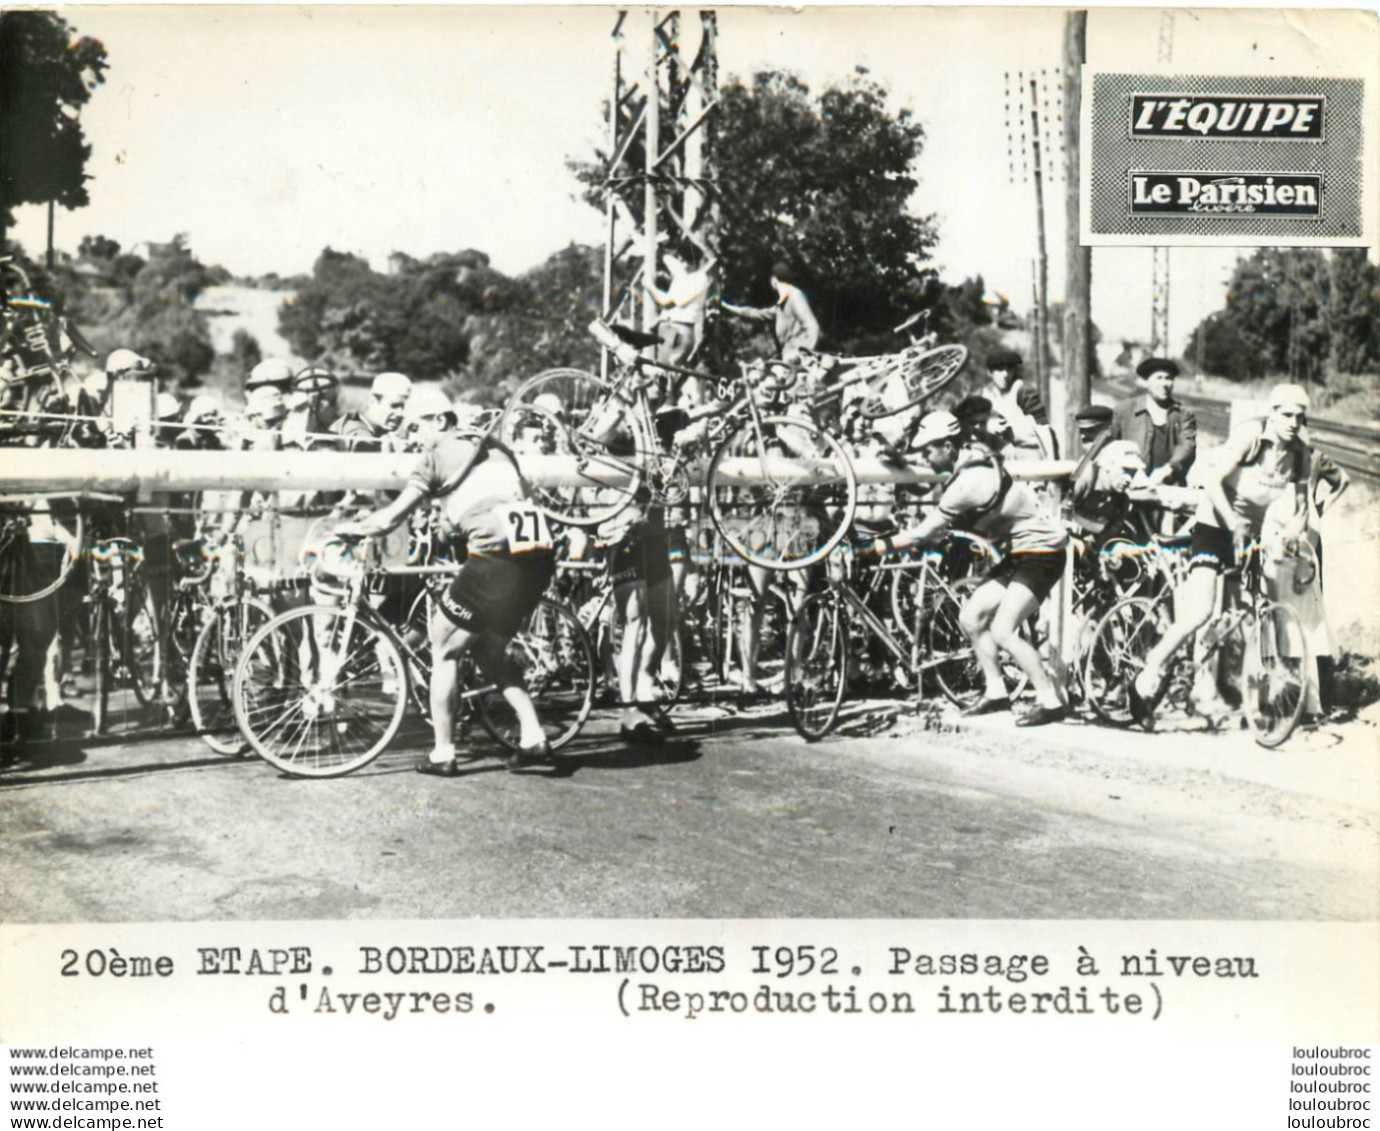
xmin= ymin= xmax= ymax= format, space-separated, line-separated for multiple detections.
xmin=1074 ymin=404 xmax=1115 ymax=454
xmin=1111 ymin=357 xmax=1197 ymax=487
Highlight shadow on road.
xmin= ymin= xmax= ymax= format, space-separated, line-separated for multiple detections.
xmin=544 ymin=737 xmax=704 ymax=778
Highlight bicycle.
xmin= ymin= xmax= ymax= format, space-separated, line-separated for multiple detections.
xmin=783 ymin=532 xmax=998 ymax=740
xmin=501 ymin=318 xmax=859 ymax=573
xmin=85 ymin=535 xmax=163 ymax=734
xmin=230 ymin=539 xmax=596 ymax=777
xmin=184 ymin=534 xmax=276 ymax=755
xmin=1082 ymin=537 xmax=1311 ymax=747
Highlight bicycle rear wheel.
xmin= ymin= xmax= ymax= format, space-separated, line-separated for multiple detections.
xmin=475 ymin=599 xmax=595 ymax=752
xmin=502 ymin=368 xmax=644 ymax=528
xmin=1236 ymin=600 xmax=1310 ymax=748
xmin=188 ymin=597 xmax=274 ymax=756
xmin=707 ymin=415 xmax=856 ymax=571
xmin=784 ymin=589 xmax=849 ymax=740
xmin=1083 ymin=597 xmax=1166 ymax=725
xmin=233 ymin=605 xmax=408 ymax=777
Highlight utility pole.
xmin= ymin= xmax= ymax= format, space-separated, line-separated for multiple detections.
xmin=1029 ymin=78 xmax=1050 ymax=407
xmin=1150 ymin=10 xmax=1173 ymax=357
xmin=1061 ymin=10 xmax=1091 ymax=455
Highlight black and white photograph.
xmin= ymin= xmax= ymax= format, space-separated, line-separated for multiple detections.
xmin=0 ymin=5 xmax=1376 ymax=929
xmin=2 ymin=5 xmax=1377 ymax=1126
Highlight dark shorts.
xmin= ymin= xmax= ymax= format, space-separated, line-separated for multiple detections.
xmin=438 ymin=551 xmax=555 ymax=637
xmin=1189 ymin=522 xmax=1234 ymax=573
xmin=988 ymin=549 xmax=1066 ymax=604
xmin=611 ymin=527 xmax=673 ymax=590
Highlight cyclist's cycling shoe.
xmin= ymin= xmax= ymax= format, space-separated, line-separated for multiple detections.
xmin=1015 ymin=703 xmax=1068 ymax=728
xmin=962 ymin=696 xmax=1011 ymax=717
xmin=416 ymin=754 xmax=459 ymax=778
xmin=1127 ymin=681 xmax=1158 ymax=731
xmin=506 ymin=740 xmax=552 ymax=770
xmin=620 ymin=721 xmax=664 ymax=745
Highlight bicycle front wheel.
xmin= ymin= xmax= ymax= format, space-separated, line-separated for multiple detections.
xmin=707 ymin=415 xmax=856 ymax=571
xmin=860 ymin=344 xmax=969 ymax=418
xmin=475 ymin=599 xmax=595 ymax=752
xmin=501 ymin=368 xmax=644 ymax=528
xmin=784 ymin=589 xmax=850 ymax=741
xmin=120 ymin=566 xmax=164 ymax=706
xmin=188 ymin=597 xmax=274 ymax=756
xmin=1083 ymin=596 xmax=1166 ymax=725
xmin=1237 ymin=600 xmax=1310 ymax=748
xmin=233 ymin=605 xmax=408 ymax=777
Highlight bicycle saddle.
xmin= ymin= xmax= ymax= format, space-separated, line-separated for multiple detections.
xmin=606 ymin=322 xmax=662 ymax=351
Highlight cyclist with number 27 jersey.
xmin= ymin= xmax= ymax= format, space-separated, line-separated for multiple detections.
xmin=335 ymin=431 xmax=557 ymax=776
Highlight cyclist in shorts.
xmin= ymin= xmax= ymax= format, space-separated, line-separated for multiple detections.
xmin=879 ymin=410 xmax=1069 ymax=727
xmin=335 ymin=426 xmax=557 ymax=775
xmin=1128 ymin=383 xmax=1317 ymax=728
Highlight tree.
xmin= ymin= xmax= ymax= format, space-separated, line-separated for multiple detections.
xmin=0 ymin=12 xmax=108 ymax=243
xmin=1329 ymin=249 xmax=1380 ymax=375
xmin=1186 ymin=249 xmax=1333 ymax=384
xmin=572 ymin=67 xmax=940 ymax=356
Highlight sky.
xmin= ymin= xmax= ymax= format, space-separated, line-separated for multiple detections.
xmin=11 ymin=6 xmax=1375 ymax=351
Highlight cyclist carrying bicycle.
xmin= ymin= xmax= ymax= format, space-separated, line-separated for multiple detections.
xmin=1128 ymin=383 xmax=1324 ymax=728
xmin=335 ymin=425 xmax=557 ymax=775
xmin=877 ymin=410 xmax=1070 ymax=727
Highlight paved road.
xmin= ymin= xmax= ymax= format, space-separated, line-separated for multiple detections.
xmin=2 ymin=700 xmax=1375 ymax=922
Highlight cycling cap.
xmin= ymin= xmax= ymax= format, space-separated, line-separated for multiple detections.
xmin=155 ymin=392 xmax=182 ymax=421
xmin=371 ymin=371 xmax=412 ymax=398
xmin=246 ymin=384 xmax=286 ymax=416
xmin=986 ymin=347 xmax=1023 ymax=371
xmin=294 ymin=364 xmax=338 ymax=391
xmin=532 ymin=392 xmax=564 ymax=417
xmin=1269 ymin=383 xmax=1310 ymax=412
xmin=404 ymin=386 xmax=455 ymax=421
xmin=247 ymin=358 xmax=295 ymax=389
xmin=1135 ymin=357 xmax=1180 ymax=380
xmin=105 ymin=349 xmax=156 ymax=377
xmin=186 ymin=394 xmax=222 ymax=422
xmin=912 ymin=410 xmax=962 ymax=448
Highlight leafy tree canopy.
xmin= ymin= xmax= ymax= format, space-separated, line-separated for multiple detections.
xmin=278 ymin=244 xmax=604 ymax=403
xmin=572 ymin=66 xmax=939 ymax=357
xmin=0 ymin=11 xmax=108 ymax=231
xmin=1187 ymin=248 xmax=1377 ymax=384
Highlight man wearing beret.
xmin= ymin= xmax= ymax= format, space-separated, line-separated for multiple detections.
xmin=1111 ymin=357 xmax=1197 ymax=486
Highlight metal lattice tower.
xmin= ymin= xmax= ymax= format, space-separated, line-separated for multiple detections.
xmin=1150 ymin=10 xmax=1173 ymax=354
xmin=599 ymin=10 xmax=719 ymax=348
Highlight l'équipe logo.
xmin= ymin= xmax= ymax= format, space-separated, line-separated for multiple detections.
xmin=1129 ymin=172 xmax=1323 ymax=218
xmin=1129 ymin=94 xmax=1325 ymax=141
